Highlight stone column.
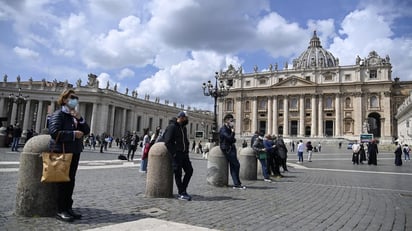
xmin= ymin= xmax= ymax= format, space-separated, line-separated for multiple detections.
xmin=15 ymin=135 xmax=58 ymax=217
xmin=100 ymin=104 xmax=109 ymax=134
xmin=353 ymin=93 xmax=362 ymax=135
xmin=35 ymin=101 xmax=43 ymax=133
xmin=145 ymin=142 xmax=173 ymax=198
xmin=311 ymin=95 xmax=317 ymax=137
xmin=90 ymin=103 xmax=97 ymax=134
xmin=335 ymin=93 xmax=341 ymax=136
xmin=10 ymin=102 xmax=17 ymax=124
xmin=299 ymin=95 xmax=305 ymax=136
xmin=109 ymin=105 xmax=116 ymax=135
xmin=272 ymin=96 xmax=278 ymax=136
xmin=267 ymin=97 xmax=273 ymax=135
xmin=239 ymin=147 xmax=257 ymax=180
xmin=318 ymin=96 xmax=324 ymax=137
xmin=121 ymin=108 xmax=127 ymax=134
xmin=22 ymin=100 xmax=31 ymax=131
xmin=0 ymin=97 xmax=5 ymax=117
xmin=235 ymin=98 xmax=242 ymax=134
xmin=251 ymin=97 xmax=257 ymax=133
xmin=283 ymin=96 xmax=289 ymax=137
xmin=206 ymin=146 xmax=228 ymax=187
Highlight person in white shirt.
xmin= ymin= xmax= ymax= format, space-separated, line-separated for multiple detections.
xmin=352 ymin=141 xmax=361 ymax=165
xmin=297 ymin=140 xmax=304 ymax=163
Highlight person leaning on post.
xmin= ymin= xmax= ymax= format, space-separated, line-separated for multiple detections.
xmin=48 ymin=89 xmax=90 ymax=222
xmin=163 ymin=111 xmax=193 ymax=201
xmin=219 ymin=113 xmax=246 ymax=189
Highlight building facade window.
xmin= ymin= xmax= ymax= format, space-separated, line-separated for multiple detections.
xmin=290 ymin=97 xmax=298 ymax=109
xmin=245 ymin=101 xmax=250 ymax=112
xmin=278 ymin=98 xmax=284 ymax=110
xmin=370 ymin=95 xmax=379 ymax=108
xmin=259 ymin=79 xmax=266 ymax=85
xmin=345 ymin=97 xmax=352 ymax=108
xmin=345 ymin=74 xmax=351 ymax=81
xmin=305 ymin=98 xmax=311 ymax=109
xmin=245 ymin=81 xmax=251 ymax=86
xmin=325 ymin=96 xmax=333 ymax=109
xmin=258 ymin=98 xmax=267 ymax=111
xmin=243 ymin=119 xmax=250 ymax=131
xmin=226 ymin=99 xmax=233 ymax=111
xmin=369 ymin=70 xmax=377 ymax=79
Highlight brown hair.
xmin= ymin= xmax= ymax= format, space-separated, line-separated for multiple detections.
xmin=57 ymin=89 xmax=76 ymax=106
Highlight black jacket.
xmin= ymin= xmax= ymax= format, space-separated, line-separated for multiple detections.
xmin=219 ymin=124 xmax=236 ymax=152
xmin=48 ymin=108 xmax=90 ymax=154
xmin=163 ymin=121 xmax=189 ymax=156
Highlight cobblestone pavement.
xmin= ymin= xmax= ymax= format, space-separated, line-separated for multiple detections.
xmin=1 ymin=144 xmax=411 ymax=231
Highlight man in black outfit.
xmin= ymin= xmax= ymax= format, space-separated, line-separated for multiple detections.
xmin=163 ymin=111 xmax=193 ymax=201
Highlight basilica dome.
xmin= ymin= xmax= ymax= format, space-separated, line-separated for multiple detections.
xmin=292 ymin=31 xmax=339 ymax=69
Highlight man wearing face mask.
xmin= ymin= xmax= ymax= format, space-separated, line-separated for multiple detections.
xmin=163 ymin=111 xmax=193 ymax=201
xmin=220 ymin=114 xmax=246 ymax=189
xmin=48 ymin=89 xmax=90 ymax=222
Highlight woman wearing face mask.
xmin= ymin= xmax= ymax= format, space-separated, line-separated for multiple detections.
xmin=48 ymin=89 xmax=90 ymax=222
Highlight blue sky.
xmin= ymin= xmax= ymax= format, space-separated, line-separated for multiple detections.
xmin=0 ymin=0 xmax=411 ymax=111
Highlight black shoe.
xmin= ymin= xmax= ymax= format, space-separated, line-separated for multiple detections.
xmin=56 ymin=211 xmax=74 ymax=222
xmin=67 ymin=209 xmax=82 ymax=219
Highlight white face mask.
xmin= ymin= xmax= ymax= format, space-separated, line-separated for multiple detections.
xmin=67 ymin=99 xmax=78 ymax=109
xmin=229 ymin=121 xmax=235 ymax=127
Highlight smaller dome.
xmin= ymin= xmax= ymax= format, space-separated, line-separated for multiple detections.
xmin=293 ymin=31 xmax=339 ymax=69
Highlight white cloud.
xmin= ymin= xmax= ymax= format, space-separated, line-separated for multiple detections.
xmin=13 ymin=46 xmax=39 ymax=59
xmin=118 ymin=68 xmax=135 ymax=79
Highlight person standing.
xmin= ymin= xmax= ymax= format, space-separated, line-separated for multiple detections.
xmin=127 ymin=131 xmax=138 ymax=161
xmin=359 ymin=143 xmax=367 ymax=164
xmin=191 ymin=140 xmax=196 ymax=152
xmin=263 ymin=135 xmax=279 ymax=177
xmin=253 ymin=133 xmax=271 ymax=182
xmin=220 ymin=114 xmax=246 ymax=189
xmin=306 ymin=141 xmax=313 ymax=162
xmin=296 ymin=140 xmax=304 ymax=163
xmin=367 ymin=139 xmax=378 ymax=165
xmin=163 ymin=112 xmax=193 ymax=200
xmin=317 ymin=142 xmax=322 ymax=152
xmin=250 ymin=131 xmax=258 ymax=148
xmin=394 ymin=140 xmax=402 ymax=166
xmin=140 ymin=128 xmax=150 ymax=172
xmin=352 ymin=141 xmax=360 ymax=165
xmin=48 ymin=89 xmax=90 ymax=222
xmin=403 ymin=144 xmax=410 ymax=161
xmin=11 ymin=123 xmax=22 ymax=151
xmin=276 ymin=137 xmax=289 ymax=172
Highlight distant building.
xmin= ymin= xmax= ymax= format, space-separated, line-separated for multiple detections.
xmin=0 ymin=74 xmax=214 ymax=139
xmin=218 ymin=31 xmax=412 ymax=144
xmin=396 ymin=90 xmax=412 ymax=144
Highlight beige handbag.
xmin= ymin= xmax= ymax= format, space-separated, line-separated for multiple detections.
xmin=41 ymin=132 xmax=73 ymax=183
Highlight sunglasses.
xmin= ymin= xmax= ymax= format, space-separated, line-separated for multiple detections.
xmin=70 ymin=95 xmax=79 ymax=100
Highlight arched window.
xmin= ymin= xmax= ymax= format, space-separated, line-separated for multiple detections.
xmin=245 ymin=101 xmax=250 ymax=112
xmin=345 ymin=97 xmax=352 ymax=108
xmin=226 ymin=99 xmax=233 ymax=111
xmin=370 ymin=95 xmax=379 ymax=108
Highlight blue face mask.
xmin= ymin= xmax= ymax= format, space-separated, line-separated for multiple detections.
xmin=67 ymin=99 xmax=78 ymax=109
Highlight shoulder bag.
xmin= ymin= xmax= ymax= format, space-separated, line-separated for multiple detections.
xmin=41 ymin=132 xmax=73 ymax=183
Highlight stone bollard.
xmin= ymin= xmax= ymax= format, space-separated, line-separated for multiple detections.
xmin=239 ymin=147 xmax=257 ymax=180
xmin=145 ymin=142 xmax=173 ymax=198
xmin=15 ymin=134 xmax=58 ymax=217
xmin=0 ymin=127 xmax=6 ymax=147
xmin=206 ymin=146 xmax=228 ymax=187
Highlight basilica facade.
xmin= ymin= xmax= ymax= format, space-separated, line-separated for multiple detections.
xmin=217 ymin=31 xmax=411 ymax=144
xmin=0 ymin=74 xmax=214 ymax=140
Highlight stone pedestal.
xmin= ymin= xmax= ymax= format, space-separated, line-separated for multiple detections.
xmin=206 ymin=146 xmax=228 ymax=187
xmin=239 ymin=147 xmax=257 ymax=180
xmin=145 ymin=142 xmax=173 ymax=198
xmin=15 ymin=134 xmax=58 ymax=217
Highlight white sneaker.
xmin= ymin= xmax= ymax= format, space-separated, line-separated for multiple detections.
xmin=264 ymin=178 xmax=272 ymax=182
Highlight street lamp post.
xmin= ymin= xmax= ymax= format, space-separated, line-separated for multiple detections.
xmin=9 ymin=88 xmax=29 ymax=125
xmin=202 ymin=72 xmax=230 ymax=144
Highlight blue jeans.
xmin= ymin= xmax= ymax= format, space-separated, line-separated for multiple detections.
xmin=140 ymin=158 xmax=148 ymax=172
xmin=297 ymin=151 xmax=303 ymax=162
xmin=11 ymin=137 xmax=20 ymax=151
xmin=223 ymin=146 xmax=242 ymax=186
xmin=259 ymin=158 xmax=269 ymax=179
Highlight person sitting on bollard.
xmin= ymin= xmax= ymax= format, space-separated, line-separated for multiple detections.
xmin=253 ymin=133 xmax=271 ymax=182
xmin=219 ymin=114 xmax=246 ymax=189
xmin=48 ymin=89 xmax=90 ymax=222
xmin=163 ymin=111 xmax=193 ymax=201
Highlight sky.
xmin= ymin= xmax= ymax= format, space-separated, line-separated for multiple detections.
xmin=0 ymin=0 xmax=411 ymax=111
